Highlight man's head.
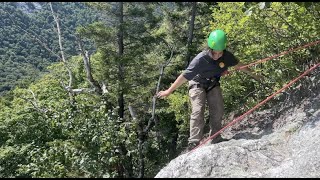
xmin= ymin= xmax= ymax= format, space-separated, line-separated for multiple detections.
xmin=207 ymin=29 xmax=227 ymax=51
xmin=207 ymin=29 xmax=227 ymax=60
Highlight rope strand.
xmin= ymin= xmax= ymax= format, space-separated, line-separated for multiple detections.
xmin=188 ymin=62 xmax=320 ymax=154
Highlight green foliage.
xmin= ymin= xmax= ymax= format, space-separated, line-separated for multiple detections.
xmin=1 ymin=79 xmax=138 ymax=177
xmin=209 ymin=2 xmax=319 ymax=116
xmin=0 ymin=2 xmax=319 ymax=178
xmin=0 ymin=2 xmax=98 ymax=95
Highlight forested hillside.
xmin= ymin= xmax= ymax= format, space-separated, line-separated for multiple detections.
xmin=0 ymin=2 xmax=319 ymax=178
xmin=0 ymin=2 xmax=98 ymax=95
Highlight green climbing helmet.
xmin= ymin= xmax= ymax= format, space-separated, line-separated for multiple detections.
xmin=207 ymin=29 xmax=227 ymax=51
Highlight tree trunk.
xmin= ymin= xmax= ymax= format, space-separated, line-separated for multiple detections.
xmin=169 ymin=127 xmax=179 ymax=160
xmin=49 ymin=2 xmax=74 ymax=103
xmin=77 ymin=35 xmax=102 ymax=95
xmin=185 ymin=2 xmax=197 ymax=67
xmin=117 ymin=2 xmax=125 ymax=119
xmin=116 ymin=2 xmax=134 ymax=178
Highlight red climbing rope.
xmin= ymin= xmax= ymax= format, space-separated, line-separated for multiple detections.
xmin=189 ymin=62 xmax=320 ymax=154
xmin=185 ymin=39 xmax=320 ymax=154
xmin=230 ymin=39 xmax=320 ymax=72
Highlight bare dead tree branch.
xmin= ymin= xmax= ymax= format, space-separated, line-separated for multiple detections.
xmin=21 ymin=90 xmax=47 ymax=114
xmin=49 ymin=2 xmax=75 ymax=102
xmin=127 ymin=39 xmax=175 ymax=178
xmin=76 ymin=34 xmax=103 ymax=95
xmin=145 ymin=40 xmax=175 ymax=134
xmin=148 ymin=44 xmax=174 ymax=129
xmin=71 ymin=88 xmax=96 ymax=94
xmin=3 ymin=4 xmax=106 ymax=100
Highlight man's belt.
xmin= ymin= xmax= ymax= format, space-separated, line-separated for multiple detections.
xmin=188 ymin=81 xmax=220 ymax=92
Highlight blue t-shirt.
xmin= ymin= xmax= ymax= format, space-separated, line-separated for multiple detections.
xmin=183 ymin=50 xmax=239 ymax=84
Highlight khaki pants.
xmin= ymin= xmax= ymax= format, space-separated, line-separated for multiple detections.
xmin=188 ymin=85 xmax=224 ymax=144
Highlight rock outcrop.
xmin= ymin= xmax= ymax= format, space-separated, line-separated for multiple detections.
xmin=156 ymin=68 xmax=320 ymax=178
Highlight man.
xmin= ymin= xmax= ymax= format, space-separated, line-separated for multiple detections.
xmin=157 ymin=29 xmax=263 ymax=151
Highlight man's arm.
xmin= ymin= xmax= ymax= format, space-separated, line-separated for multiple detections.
xmin=234 ymin=62 xmax=264 ymax=81
xmin=157 ymin=74 xmax=188 ymax=98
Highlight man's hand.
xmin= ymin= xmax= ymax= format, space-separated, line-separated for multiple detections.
xmin=156 ymin=74 xmax=188 ymax=99
xmin=221 ymin=70 xmax=230 ymax=76
xmin=157 ymin=89 xmax=172 ymax=98
xmin=235 ymin=62 xmax=265 ymax=82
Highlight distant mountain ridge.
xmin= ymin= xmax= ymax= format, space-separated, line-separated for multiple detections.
xmin=15 ymin=2 xmax=42 ymax=13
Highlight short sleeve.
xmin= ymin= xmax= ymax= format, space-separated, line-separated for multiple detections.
xmin=225 ymin=51 xmax=239 ymax=67
xmin=182 ymin=57 xmax=201 ymax=81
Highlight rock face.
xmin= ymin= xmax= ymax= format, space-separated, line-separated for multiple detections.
xmin=156 ymin=71 xmax=320 ymax=178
